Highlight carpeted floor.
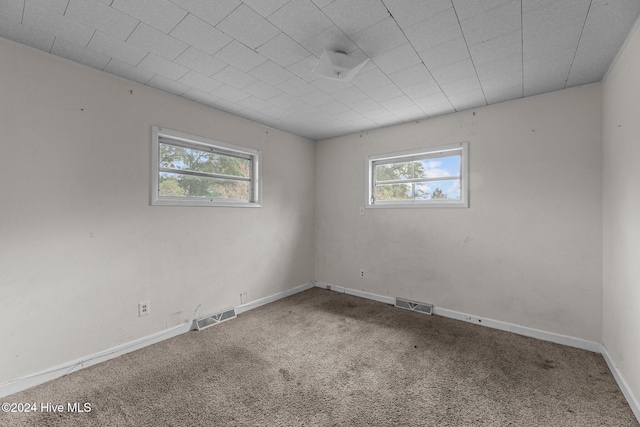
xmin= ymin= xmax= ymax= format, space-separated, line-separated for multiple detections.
xmin=1 ymin=287 xmax=637 ymax=426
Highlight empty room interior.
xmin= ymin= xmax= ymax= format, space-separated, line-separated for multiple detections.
xmin=1 ymin=0 xmax=640 ymax=425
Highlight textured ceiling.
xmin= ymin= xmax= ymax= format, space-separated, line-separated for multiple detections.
xmin=1 ymin=0 xmax=639 ymax=141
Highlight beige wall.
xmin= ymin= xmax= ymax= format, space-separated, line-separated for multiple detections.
xmin=603 ymin=23 xmax=640 ymax=411
xmin=0 ymin=39 xmax=316 ymax=384
xmin=315 ymin=85 xmax=603 ymax=342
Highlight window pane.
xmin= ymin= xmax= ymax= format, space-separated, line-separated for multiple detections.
xmin=375 ymin=183 xmax=413 ymax=201
xmin=415 ymin=179 xmax=461 ymax=200
xmin=414 ymin=155 xmax=460 ymax=179
xmin=160 ymin=143 xmax=250 ymax=178
xmin=159 ymin=172 xmax=250 ymax=200
xmin=375 ymin=162 xmax=413 ymax=182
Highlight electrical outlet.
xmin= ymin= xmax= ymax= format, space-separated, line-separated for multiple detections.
xmin=360 ymin=269 xmax=365 ymax=279
xmin=138 ymin=301 xmax=150 ymax=317
xmin=240 ymin=292 xmax=248 ymax=305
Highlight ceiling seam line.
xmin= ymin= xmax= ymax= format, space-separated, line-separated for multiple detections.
xmin=565 ymin=0 xmax=593 ymax=89
xmin=379 ymin=0 xmax=448 ymax=117
xmin=450 ymin=4 xmax=488 ymax=110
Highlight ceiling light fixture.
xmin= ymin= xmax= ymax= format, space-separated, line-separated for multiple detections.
xmin=311 ymin=50 xmax=369 ymax=82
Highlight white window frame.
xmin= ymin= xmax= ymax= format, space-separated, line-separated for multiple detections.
xmin=151 ymin=126 xmax=262 ymax=207
xmin=366 ymin=141 xmax=468 ymax=209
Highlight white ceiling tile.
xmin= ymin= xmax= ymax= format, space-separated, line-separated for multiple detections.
xmin=111 ymin=0 xmax=187 ymax=33
xmin=30 ymin=0 xmax=68 ymax=15
xmin=244 ymin=80 xmax=282 ymax=100
xmin=350 ymin=98 xmax=383 ymax=113
xmin=330 ymin=86 xmax=370 ymax=105
xmin=523 ymin=49 xmax=574 ymax=96
xmin=65 ymin=0 xmax=138 ymax=41
xmin=299 ymin=25 xmax=357 ymax=57
xmin=350 ymin=17 xmax=407 ymax=57
xmin=182 ymin=88 xmax=218 ymax=105
xmin=0 ymin=14 xmax=55 ymax=51
xmin=421 ymin=102 xmax=455 ymax=117
xmin=249 ymin=60 xmax=295 ymax=85
xmin=484 ymin=83 xmax=522 ymax=104
xmin=238 ymin=95 xmax=274 ymax=112
xmin=268 ymin=92 xmax=304 ymax=109
xmin=310 ymin=76 xmax=352 ymax=94
xmin=468 ymin=29 xmax=521 ymax=66
xmin=452 ymin=0 xmax=511 ymax=21
xmin=51 ymin=37 xmax=110 ymax=69
xmin=475 ymin=52 xmax=521 ymax=81
xmin=290 ymin=102 xmax=321 ymax=117
xmin=480 ymin=69 xmax=522 ymax=93
xmin=393 ymin=105 xmax=425 ymax=121
xmin=566 ymin=52 xmax=610 ymax=88
xmin=216 ymin=4 xmax=280 ymax=49
xmin=567 ymin=0 xmax=640 ymax=86
xmin=384 ymin=0 xmax=452 ymax=28
xmin=379 ymin=95 xmax=416 ymax=111
xmin=174 ymin=47 xmax=226 ymax=76
xmin=170 ymin=14 xmax=232 ymax=55
xmin=371 ymin=43 xmax=422 ymax=75
xmin=138 ymin=53 xmax=189 ymax=80
xmin=388 ymin=64 xmax=433 ymax=88
xmin=276 ymin=77 xmax=315 ymax=96
xmin=321 ymin=0 xmax=389 ymax=35
xmin=242 ymin=0 xmax=289 ymax=17
xmin=447 ymin=88 xmax=486 ymax=110
xmin=104 ymin=58 xmax=154 ymax=84
xmin=431 ymin=58 xmax=476 ymax=85
xmin=311 ymin=0 xmax=333 ymax=9
xmin=146 ymin=75 xmax=190 ymax=95
xmin=403 ymin=79 xmax=442 ymax=100
xmin=413 ymin=91 xmax=450 ymax=110
xmin=319 ymin=101 xmax=351 ymax=115
xmin=178 ymin=70 xmax=223 ymax=93
xmin=214 ymin=84 xmax=251 ymax=102
xmin=215 ymin=40 xmax=268 ymax=72
xmin=214 ymin=65 xmax=257 ymax=89
xmin=404 ymin=8 xmax=462 ymax=52
xmin=23 ymin=1 xmax=94 ymax=47
xmin=367 ymin=84 xmax=405 ymax=102
xmin=213 ymin=98 xmax=245 ymax=113
xmin=169 ymin=0 xmax=240 ymax=26
xmin=523 ymin=0 xmax=590 ymax=61
xmin=302 ymin=89 xmax=334 ymax=106
xmin=286 ymin=55 xmax=319 ymax=82
xmin=440 ymin=75 xmax=481 ymax=96
xmin=0 ymin=0 xmax=25 ymax=22
xmin=88 ymin=31 xmax=147 ymax=66
xmin=256 ymin=32 xmax=310 ymax=67
xmin=351 ymin=68 xmax=393 ymax=91
xmin=267 ymin=0 xmax=333 ymax=42
xmin=460 ymin=0 xmax=521 ymax=46
xmin=419 ymin=36 xmax=469 ymax=70
xmin=522 ymin=0 xmax=555 ymax=13
xmin=126 ymin=23 xmax=187 ymax=60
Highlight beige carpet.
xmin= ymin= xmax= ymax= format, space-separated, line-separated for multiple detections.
xmin=1 ymin=287 xmax=637 ymax=426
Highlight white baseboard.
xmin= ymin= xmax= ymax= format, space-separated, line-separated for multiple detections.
xmin=0 ymin=282 xmax=315 ymax=398
xmin=314 ymin=282 xmax=601 ymax=353
xmin=601 ymin=345 xmax=640 ymax=422
xmin=432 ymin=306 xmax=603 ymax=353
xmin=235 ymin=282 xmax=314 ymax=314
xmin=0 ymin=322 xmax=191 ymax=398
xmin=315 ymin=282 xmax=640 ymax=423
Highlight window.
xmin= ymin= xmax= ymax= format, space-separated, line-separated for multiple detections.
xmin=151 ymin=127 xmax=261 ymax=207
xmin=367 ymin=142 xmax=468 ymax=208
